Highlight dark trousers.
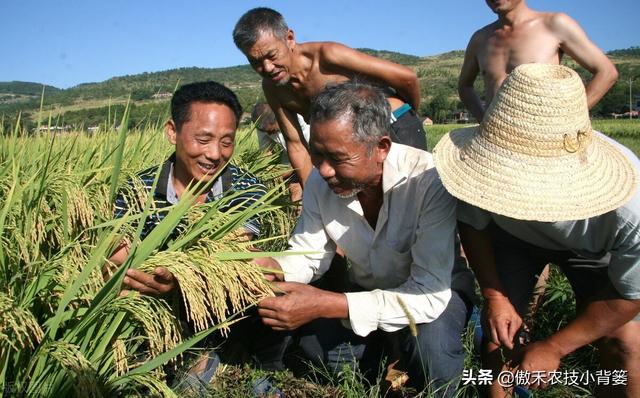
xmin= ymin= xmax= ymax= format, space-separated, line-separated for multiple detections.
xmin=489 ymin=222 xmax=616 ymax=317
xmin=391 ymin=109 xmax=428 ymax=151
xmin=215 ymin=309 xmax=293 ymax=371
xmin=296 ymin=290 xmax=472 ymax=397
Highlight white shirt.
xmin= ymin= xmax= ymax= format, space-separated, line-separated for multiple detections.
xmin=276 ymin=144 xmax=474 ymax=336
xmin=457 ymin=132 xmax=640 ymax=300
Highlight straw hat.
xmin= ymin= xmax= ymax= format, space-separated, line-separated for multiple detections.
xmin=434 ymin=63 xmax=637 ymax=222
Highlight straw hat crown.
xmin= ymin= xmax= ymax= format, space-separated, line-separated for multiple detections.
xmin=480 ymin=63 xmax=592 ymax=158
xmin=434 ymin=63 xmax=638 ymax=222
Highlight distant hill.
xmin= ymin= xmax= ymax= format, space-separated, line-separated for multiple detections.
xmin=1 ymin=47 xmax=638 ymax=130
xmin=0 ymin=81 xmax=61 ymax=95
xmin=607 ymin=46 xmax=640 ymax=57
xmin=359 ymin=48 xmax=423 ymax=65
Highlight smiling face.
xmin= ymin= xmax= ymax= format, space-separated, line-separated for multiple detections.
xmin=309 ymin=117 xmax=389 ymax=198
xmin=166 ymin=101 xmax=236 ymax=186
xmin=243 ymin=30 xmax=295 ymax=86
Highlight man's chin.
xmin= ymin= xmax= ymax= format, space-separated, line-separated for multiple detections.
xmin=267 ymin=71 xmax=289 ymax=86
xmin=273 ymin=77 xmax=290 ymax=86
xmin=192 ymin=167 xmax=221 ymax=184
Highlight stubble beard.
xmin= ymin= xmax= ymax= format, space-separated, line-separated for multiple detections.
xmin=336 ymin=184 xmax=367 ymax=199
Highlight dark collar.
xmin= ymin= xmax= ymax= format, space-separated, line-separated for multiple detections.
xmin=155 ymin=153 xmax=234 ymax=199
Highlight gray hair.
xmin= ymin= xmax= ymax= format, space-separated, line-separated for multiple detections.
xmin=309 ymin=81 xmax=391 ymax=153
xmin=233 ymin=8 xmax=289 ymax=51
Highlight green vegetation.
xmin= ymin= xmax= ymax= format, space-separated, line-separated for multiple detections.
xmin=0 ymin=81 xmax=61 ymax=95
xmin=0 ymin=118 xmax=635 ymax=396
xmin=0 ymin=47 xmax=639 ymax=396
xmin=0 ymin=116 xmax=294 ymax=396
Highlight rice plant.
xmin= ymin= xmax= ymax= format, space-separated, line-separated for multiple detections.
xmin=0 ymin=110 xmax=294 ymax=396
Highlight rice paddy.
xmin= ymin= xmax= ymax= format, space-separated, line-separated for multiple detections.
xmin=0 ymin=116 xmax=638 ymax=396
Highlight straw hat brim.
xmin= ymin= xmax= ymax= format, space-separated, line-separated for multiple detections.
xmin=433 ymin=126 xmax=638 ymax=222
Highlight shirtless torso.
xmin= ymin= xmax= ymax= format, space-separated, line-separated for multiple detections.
xmin=474 ymin=14 xmax=563 ymax=103
xmin=244 ymin=31 xmax=424 ymax=184
xmin=265 ymin=42 xmax=406 ymax=121
xmin=459 ymin=1 xmax=617 ymax=122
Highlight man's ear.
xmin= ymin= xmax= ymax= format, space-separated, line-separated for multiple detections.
xmin=166 ymin=120 xmax=178 ymax=145
xmin=374 ymin=136 xmax=392 ymax=163
xmin=286 ymin=29 xmax=296 ymax=51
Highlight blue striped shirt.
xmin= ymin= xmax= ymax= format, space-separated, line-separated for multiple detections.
xmin=114 ymin=154 xmax=267 ymax=240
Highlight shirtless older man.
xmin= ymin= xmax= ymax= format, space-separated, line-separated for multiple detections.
xmin=459 ymin=0 xmax=618 ymax=122
xmin=233 ymin=7 xmax=427 ymax=185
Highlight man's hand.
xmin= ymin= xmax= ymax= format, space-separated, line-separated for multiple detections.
xmin=121 ymin=267 xmax=177 ymax=296
xmin=509 ymin=339 xmax=564 ymax=389
xmin=483 ymin=296 xmax=523 ymax=349
xmin=253 ymin=257 xmax=284 ymax=282
xmin=258 ymin=282 xmax=347 ymax=330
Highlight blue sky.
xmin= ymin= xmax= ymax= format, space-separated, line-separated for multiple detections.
xmin=2 ymin=0 xmax=638 ymax=88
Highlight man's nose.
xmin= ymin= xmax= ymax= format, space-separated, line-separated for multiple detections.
xmin=263 ymin=59 xmax=275 ymax=73
xmin=204 ymin=144 xmax=220 ymax=161
xmin=316 ymin=159 xmax=335 ymax=179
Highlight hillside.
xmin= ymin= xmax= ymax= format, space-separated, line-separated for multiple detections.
xmin=0 ymin=81 xmax=61 ymax=95
xmin=1 ymin=47 xmax=638 ymax=130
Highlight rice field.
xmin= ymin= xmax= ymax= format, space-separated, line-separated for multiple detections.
xmin=1 ymin=117 xmax=638 ymax=397
xmin=0 ymin=115 xmax=294 ymax=397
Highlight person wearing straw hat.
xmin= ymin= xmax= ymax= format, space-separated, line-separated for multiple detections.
xmin=434 ymin=63 xmax=640 ymax=397
xmin=459 ymin=0 xmax=619 ymax=358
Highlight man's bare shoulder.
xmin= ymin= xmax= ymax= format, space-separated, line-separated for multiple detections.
xmin=474 ymin=21 xmax=501 ymax=40
xmin=466 ymin=21 xmax=499 ymax=50
xmin=297 ymin=41 xmax=327 ymax=57
xmin=316 ymin=41 xmax=354 ymax=64
xmin=542 ymin=11 xmax=579 ymax=35
xmin=261 ymin=78 xmax=293 ymax=109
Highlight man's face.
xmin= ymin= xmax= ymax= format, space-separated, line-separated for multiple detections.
xmin=167 ymin=101 xmax=236 ymax=184
xmin=309 ymin=117 xmax=388 ymax=198
xmin=244 ymin=30 xmax=294 ymax=86
xmin=485 ymin=0 xmax=523 ymax=14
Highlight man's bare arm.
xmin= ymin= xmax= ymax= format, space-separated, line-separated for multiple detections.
xmin=551 ymin=13 xmax=618 ymax=109
xmin=263 ymin=82 xmax=312 ymax=186
xmin=321 ymin=42 xmax=421 ymax=109
xmin=108 ymin=242 xmax=129 ymax=268
xmin=459 ymin=222 xmax=523 ymax=348
xmin=514 ymin=283 xmax=640 ymax=376
xmin=458 ymin=32 xmax=486 ymax=122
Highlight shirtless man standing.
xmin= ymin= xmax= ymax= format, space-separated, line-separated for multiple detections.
xmin=459 ymin=0 xmax=618 ymax=122
xmin=233 ymin=7 xmax=427 ymax=185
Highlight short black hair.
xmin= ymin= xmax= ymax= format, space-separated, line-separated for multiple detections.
xmin=171 ymin=81 xmax=242 ymax=131
xmin=233 ymin=7 xmax=288 ymax=51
